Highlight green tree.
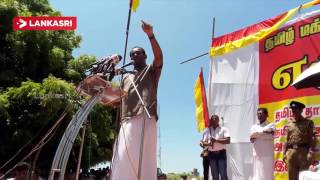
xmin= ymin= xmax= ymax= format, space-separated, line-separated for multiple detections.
xmin=0 ymin=0 xmax=81 ymax=88
xmin=166 ymin=172 xmax=201 ymax=180
xmin=0 ymin=0 xmax=117 ymax=176
xmin=0 ymin=77 xmax=117 ymax=175
xmin=64 ymin=55 xmax=96 ymax=84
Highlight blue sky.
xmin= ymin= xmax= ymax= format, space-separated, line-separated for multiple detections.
xmin=50 ymin=0 xmax=315 ymax=174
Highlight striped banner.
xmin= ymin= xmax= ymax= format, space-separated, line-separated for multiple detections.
xmin=210 ymin=0 xmax=320 ymax=57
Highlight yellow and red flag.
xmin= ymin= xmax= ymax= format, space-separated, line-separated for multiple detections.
xmin=131 ymin=0 xmax=140 ymax=12
xmin=194 ymin=68 xmax=209 ymax=132
xmin=210 ymin=0 xmax=320 ymax=57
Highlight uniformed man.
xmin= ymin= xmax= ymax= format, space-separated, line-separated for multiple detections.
xmin=284 ymin=101 xmax=315 ymax=180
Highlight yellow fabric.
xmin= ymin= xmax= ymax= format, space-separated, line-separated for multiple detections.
xmin=303 ymin=0 xmax=320 ymax=8
xmin=132 ymin=0 xmax=140 ymax=12
xmin=210 ymin=0 xmax=319 ymax=57
xmin=194 ymin=75 xmax=206 ymax=132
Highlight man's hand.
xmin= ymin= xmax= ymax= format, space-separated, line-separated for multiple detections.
xmin=210 ymin=137 xmax=216 ymax=145
xmin=141 ymin=20 xmax=154 ymax=37
xmin=200 ymin=141 xmax=205 ymax=148
xmin=141 ymin=20 xmax=163 ymax=68
xmin=309 ymin=165 xmax=317 ymax=172
xmin=201 ymin=141 xmax=211 ymax=147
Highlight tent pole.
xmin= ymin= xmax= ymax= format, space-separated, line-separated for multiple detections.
xmin=179 ymin=17 xmax=215 ymax=64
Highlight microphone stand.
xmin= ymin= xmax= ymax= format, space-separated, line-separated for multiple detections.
xmin=126 ymin=74 xmax=152 ymax=180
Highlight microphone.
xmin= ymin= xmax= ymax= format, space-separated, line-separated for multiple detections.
xmin=110 ymin=54 xmax=122 ymax=64
xmin=89 ymin=54 xmax=122 ymax=66
xmin=119 ymin=61 xmax=134 ymax=69
xmin=114 ymin=62 xmax=135 ymax=75
xmin=87 ymin=54 xmax=122 ymax=75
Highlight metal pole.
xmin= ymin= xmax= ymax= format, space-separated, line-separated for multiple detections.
xmin=127 ymin=75 xmax=151 ymax=119
xmin=30 ymin=145 xmax=43 ymax=180
xmin=158 ymin=105 xmax=161 ymax=169
xmin=118 ymin=0 xmax=134 ymax=123
xmin=75 ymin=122 xmax=87 ymax=180
xmin=137 ymin=115 xmax=147 ymax=180
xmin=110 ymin=1 xmax=133 ymax=175
xmin=179 ymin=17 xmax=215 ymax=65
xmin=111 ymin=5 xmax=133 ymax=175
xmin=122 ymin=0 xmax=133 ymax=67
xmin=179 ymin=52 xmax=208 ymax=64
xmin=212 ymin=17 xmax=215 ymax=40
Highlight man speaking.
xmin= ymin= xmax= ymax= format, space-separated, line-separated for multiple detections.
xmin=111 ymin=20 xmax=163 ymax=180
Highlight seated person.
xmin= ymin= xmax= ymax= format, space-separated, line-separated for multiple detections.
xmin=299 ymin=160 xmax=320 ymax=180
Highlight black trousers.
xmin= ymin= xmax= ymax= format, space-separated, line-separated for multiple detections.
xmin=203 ymin=156 xmax=209 ymax=180
xmin=208 ymin=150 xmax=228 ymax=180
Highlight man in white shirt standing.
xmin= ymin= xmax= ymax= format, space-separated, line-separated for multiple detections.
xmin=250 ymin=108 xmax=275 ymax=180
xmin=202 ymin=115 xmax=230 ymax=180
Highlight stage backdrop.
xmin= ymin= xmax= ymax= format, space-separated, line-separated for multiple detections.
xmin=207 ymin=8 xmax=320 ymax=180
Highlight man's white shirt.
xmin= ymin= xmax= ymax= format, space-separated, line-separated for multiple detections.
xmin=202 ymin=126 xmax=230 ymax=152
xmin=250 ymin=121 xmax=275 ymax=157
xmin=251 ymin=121 xmax=275 ymax=180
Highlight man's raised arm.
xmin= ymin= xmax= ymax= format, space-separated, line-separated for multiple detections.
xmin=141 ymin=20 xmax=163 ymax=68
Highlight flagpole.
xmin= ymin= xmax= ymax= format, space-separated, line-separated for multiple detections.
xmin=110 ymin=0 xmax=133 ymax=179
xmin=206 ymin=17 xmax=215 ymax=125
xmin=114 ymin=1 xmax=149 ymax=180
xmin=118 ymin=0 xmax=133 ymax=135
xmin=179 ymin=17 xmax=215 ymax=64
xmin=122 ymin=0 xmax=133 ymax=67
xmin=212 ymin=17 xmax=215 ymax=41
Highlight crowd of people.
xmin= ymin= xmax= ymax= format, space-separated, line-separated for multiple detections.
xmin=79 ymin=167 xmax=110 ymax=180
xmin=200 ymin=100 xmax=318 ymax=180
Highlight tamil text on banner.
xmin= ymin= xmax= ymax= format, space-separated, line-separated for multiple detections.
xmin=259 ymin=10 xmax=320 ymax=179
xmin=207 ymin=5 xmax=320 ymax=180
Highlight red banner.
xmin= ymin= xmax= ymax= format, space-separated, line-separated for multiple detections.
xmin=259 ymin=13 xmax=320 ymax=179
xmin=259 ymin=14 xmax=320 ymax=104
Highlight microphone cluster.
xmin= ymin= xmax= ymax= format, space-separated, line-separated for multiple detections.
xmin=87 ymin=54 xmax=134 ymax=81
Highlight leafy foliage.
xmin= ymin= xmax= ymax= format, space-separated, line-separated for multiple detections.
xmin=0 ymin=77 xmax=76 ymax=170
xmin=64 ymin=55 xmax=96 ymax=83
xmin=0 ymin=0 xmax=117 ymax=176
xmin=0 ymin=0 xmax=81 ymax=88
xmin=166 ymin=172 xmax=201 ymax=180
xmin=0 ymin=76 xmax=117 ymax=174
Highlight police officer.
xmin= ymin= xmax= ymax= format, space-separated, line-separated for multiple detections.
xmin=284 ymin=101 xmax=315 ymax=180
